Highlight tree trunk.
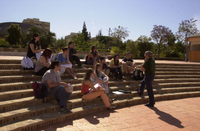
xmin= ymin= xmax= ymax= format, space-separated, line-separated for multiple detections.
xmin=157 ymin=43 xmax=160 ymax=60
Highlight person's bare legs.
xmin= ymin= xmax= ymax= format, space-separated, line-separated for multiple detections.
xmin=66 ymin=68 xmax=76 ymax=78
xmin=123 ymin=63 xmax=128 ymax=74
xmin=83 ymin=91 xmax=110 ymax=107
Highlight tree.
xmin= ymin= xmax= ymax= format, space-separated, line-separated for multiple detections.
xmin=110 ymin=26 xmax=129 ymax=46
xmin=177 ymin=18 xmax=199 ymax=41
xmin=177 ymin=18 xmax=199 ymax=61
xmin=82 ymin=21 xmax=89 ymax=41
xmin=97 ymin=29 xmax=103 ymax=37
xmin=137 ymin=35 xmax=153 ymax=58
xmin=151 ymin=25 xmax=173 ymax=59
xmin=52 ymin=37 xmax=68 ymax=52
xmin=40 ymin=31 xmax=56 ymax=49
xmin=125 ymin=39 xmax=138 ymax=58
xmin=6 ymin=24 xmax=22 ymax=48
xmin=25 ymin=27 xmax=42 ymax=45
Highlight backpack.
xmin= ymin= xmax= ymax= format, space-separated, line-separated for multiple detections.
xmin=21 ymin=56 xmax=34 ymax=70
xmin=133 ymin=69 xmax=144 ymax=80
xmin=32 ymin=81 xmax=48 ymax=102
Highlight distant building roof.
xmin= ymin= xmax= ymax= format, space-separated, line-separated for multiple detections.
xmin=187 ymin=33 xmax=200 ymax=38
xmin=0 ymin=22 xmax=44 ymax=38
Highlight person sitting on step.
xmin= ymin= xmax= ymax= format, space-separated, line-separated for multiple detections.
xmin=99 ymin=57 xmax=110 ymax=76
xmin=34 ymin=48 xmax=52 ymax=76
xmin=109 ymin=54 xmax=123 ymax=81
xmin=81 ymin=68 xmax=115 ymax=110
xmin=68 ymin=41 xmax=84 ymax=68
xmin=91 ymin=63 xmax=110 ymax=94
xmin=86 ymin=46 xmax=100 ymax=68
xmin=57 ymin=47 xmax=77 ymax=80
xmin=122 ymin=52 xmax=135 ymax=78
xmin=42 ymin=60 xmax=72 ymax=113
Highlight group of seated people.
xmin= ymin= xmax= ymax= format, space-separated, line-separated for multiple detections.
xmin=26 ymin=33 xmax=136 ymax=113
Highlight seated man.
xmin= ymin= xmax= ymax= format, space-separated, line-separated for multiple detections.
xmin=68 ymin=41 xmax=83 ymax=68
xmin=122 ymin=52 xmax=135 ymax=77
xmin=42 ymin=60 xmax=72 ymax=113
xmin=99 ymin=57 xmax=110 ymax=76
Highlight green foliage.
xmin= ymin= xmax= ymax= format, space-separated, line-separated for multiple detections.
xmin=72 ymin=33 xmax=92 ymax=49
xmin=40 ymin=31 xmax=56 ymax=49
xmin=125 ymin=40 xmax=139 ymax=58
xmin=110 ymin=46 xmax=121 ymax=55
xmin=0 ymin=38 xmax=9 ymax=47
xmin=6 ymin=24 xmax=22 ymax=48
xmin=25 ymin=27 xmax=42 ymax=43
xmin=51 ymin=37 xmax=68 ymax=52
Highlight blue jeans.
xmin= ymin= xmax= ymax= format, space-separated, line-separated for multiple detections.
xmin=139 ymin=74 xmax=155 ymax=105
xmin=47 ymin=85 xmax=72 ymax=107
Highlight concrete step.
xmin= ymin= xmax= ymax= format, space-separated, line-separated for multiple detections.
xmin=1 ymin=81 xmax=200 ymax=113
xmin=1 ymin=68 xmax=200 ymax=76
xmin=0 ymin=91 xmax=200 ymax=131
xmin=1 ymin=72 xmax=200 ymax=84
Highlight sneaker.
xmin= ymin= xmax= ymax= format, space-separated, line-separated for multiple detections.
xmin=60 ymin=106 xmax=72 ymax=113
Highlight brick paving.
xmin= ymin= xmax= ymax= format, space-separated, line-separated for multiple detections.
xmin=37 ymin=97 xmax=200 ymax=131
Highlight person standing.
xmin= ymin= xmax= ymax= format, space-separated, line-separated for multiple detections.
xmin=136 ymin=51 xmax=155 ymax=107
xmin=42 ymin=60 xmax=72 ymax=113
xmin=68 ymin=41 xmax=83 ymax=68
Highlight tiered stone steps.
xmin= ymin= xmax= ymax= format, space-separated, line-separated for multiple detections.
xmin=0 ymin=59 xmax=200 ymax=131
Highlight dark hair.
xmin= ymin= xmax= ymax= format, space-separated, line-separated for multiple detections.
xmin=83 ymin=68 xmax=93 ymax=82
xmin=50 ymin=60 xmax=60 ymax=69
xmin=42 ymin=48 xmax=52 ymax=59
xmin=126 ymin=52 xmax=131 ymax=56
xmin=61 ymin=47 xmax=69 ymax=52
xmin=114 ymin=54 xmax=119 ymax=66
xmin=91 ymin=46 xmax=97 ymax=57
xmin=68 ymin=41 xmax=74 ymax=46
xmin=100 ymin=57 xmax=105 ymax=61
xmin=32 ymin=33 xmax=40 ymax=46
xmin=95 ymin=63 xmax=101 ymax=77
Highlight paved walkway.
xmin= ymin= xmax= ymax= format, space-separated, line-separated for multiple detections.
xmin=37 ymin=97 xmax=200 ymax=131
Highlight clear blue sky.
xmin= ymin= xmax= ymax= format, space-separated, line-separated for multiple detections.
xmin=0 ymin=0 xmax=200 ymax=41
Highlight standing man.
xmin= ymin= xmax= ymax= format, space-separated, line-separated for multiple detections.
xmin=68 ymin=41 xmax=84 ymax=68
xmin=136 ymin=51 xmax=155 ymax=107
xmin=42 ymin=60 xmax=72 ymax=113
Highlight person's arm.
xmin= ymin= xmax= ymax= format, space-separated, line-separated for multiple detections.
xmin=40 ymin=56 xmax=50 ymax=68
xmin=66 ymin=53 xmax=71 ymax=64
xmin=46 ymin=80 xmax=67 ymax=88
xmin=101 ymin=71 xmax=109 ymax=85
xmin=84 ymin=80 xmax=98 ymax=92
xmin=122 ymin=58 xmax=126 ymax=64
xmin=141 ymin=61 xmax=147 ymax=71
xmin=30 ymin=43 xmax=41 ymax=53
xmin=93 ymin=71 xmax=105 ymax=83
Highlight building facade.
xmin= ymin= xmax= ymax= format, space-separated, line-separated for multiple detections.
xmin=22 ymin=18 xmax=50 ymax=31
xmin=186 ymin=33 xmax=200 ymax=62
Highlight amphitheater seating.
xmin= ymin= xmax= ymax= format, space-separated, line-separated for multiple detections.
xmin=0 ymin=59 xmax=200 ymax=131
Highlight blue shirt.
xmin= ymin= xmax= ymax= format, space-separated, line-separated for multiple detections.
xmin=57 ymin=53 xmax=67 ymax=63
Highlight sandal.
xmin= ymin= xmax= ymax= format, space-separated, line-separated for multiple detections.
xmin=107 ymin=106 xmax=116 ymax=110
xmin=73 ymin=77 xmax=77 ymax=80
xmin=109 ymin=98 xmax=116 ymax=102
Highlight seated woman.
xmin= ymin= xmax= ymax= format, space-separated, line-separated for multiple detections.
xmin=27 ymin=33 xmax=43 ymax=59
xmin=57 ymin=47 xmax=77 ymax=79
xmin=99 ymin=57 xmax=110 ymax=76
xmin=34 ymin=48 xmax=52 ymax=76
xmin=86 ymin=46 xmax=99 ymax=67
xmin=81 ymin=69 xmax=115 ymax=110
xmin=91 ymin=63 xmax=110 ymax=94
xmin=109 ymin=54 xmax=123 ymax=81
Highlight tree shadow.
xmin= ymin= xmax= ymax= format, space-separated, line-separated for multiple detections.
xmin=149 ymin=107 xmax=184 ymax=128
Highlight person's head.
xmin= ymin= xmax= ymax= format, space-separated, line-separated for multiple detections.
xmin=144 ymin=50 xmax=153 ymax=59
xmin=91 ymin=46 xmax=97 ymax=55
xmin=50 ymin=60 xmax=61 ymax=71
xmin=114 ymin=54 xmax=120 ymax=65
xmin=95 ymin=63 xmax=102 ymax=76
xmin=42 ymin=48 xmax=52 ymax=59
xmin=68 ymin=41 xmax=74 ymax=48
xmin=83 ymin=68 xmax=94 ymax=82
xmin=126 ymin=52 xmax=131 ymax=59
xmin=100 ymin=57 xmax=106 ymax=63
xmin=61 ymin=47 xmax=69 ymax=54
xmin=32 ymin=33 xmax=40 ymax=42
